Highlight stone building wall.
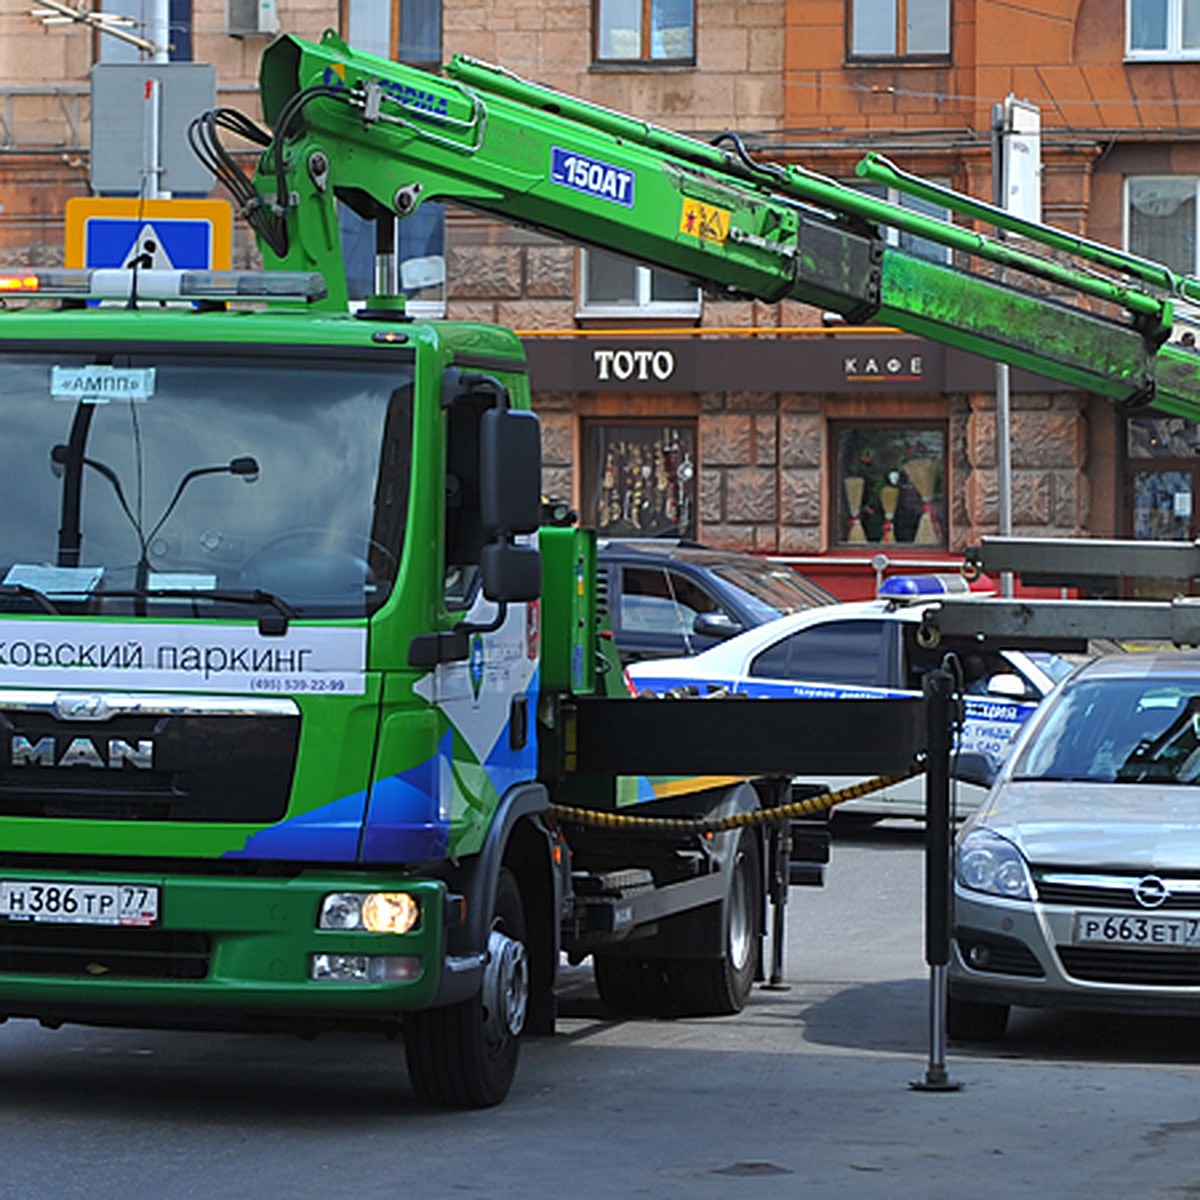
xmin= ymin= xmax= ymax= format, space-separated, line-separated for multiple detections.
xmin=438 ymin=0 xmax=790 ymax=334
xmin=964 ymin=393 xmax=1090 ymax=540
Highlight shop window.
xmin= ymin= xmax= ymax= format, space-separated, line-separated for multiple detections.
xmin=595 ymin=0 xmax=695 ymax=63
xmin=1124 ymin=416 xmax=1200 ymax=595
xmin=1127 ymin=0 xmax=1200 ymax=58
xmin=583 ymin=422 xmax=697 ymax=538
xmin=1126 ymin=177 xmax=1198 ymax=276
xmin=1126 ymin=416 xmax=1200 ymax=540
xmin=579 ymin=249 xmax=700 ymax=318
xmin=833 ymin=425 xmax=946 ymax=548
xmin=848 ymin=0 xmax=950 ymax=59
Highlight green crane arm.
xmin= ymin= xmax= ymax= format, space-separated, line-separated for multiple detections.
xmin=229 ymin=30 xmax=1200 ymax=417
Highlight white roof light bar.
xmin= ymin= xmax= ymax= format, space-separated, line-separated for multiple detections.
xmin=0 ymin=269 xmax=328 ymax=303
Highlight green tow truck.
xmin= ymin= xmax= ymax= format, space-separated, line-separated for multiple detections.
xmin=0 ymin=30 xmax=1197 ymax=1106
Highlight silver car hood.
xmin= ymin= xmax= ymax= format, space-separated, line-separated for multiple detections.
xmin=978 ymin=781 xmax=1200 ymax=871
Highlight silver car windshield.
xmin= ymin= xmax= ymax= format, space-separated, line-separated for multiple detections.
xmin=0 ymin=350 xmax=413 ymax=620
xmin=1013 ymin=676 xmax=1200 ymax=784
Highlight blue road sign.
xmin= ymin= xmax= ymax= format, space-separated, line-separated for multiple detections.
xmin=86 ymin=218 xmax=212 ymax=270
xmin=65 ymin=199 xmax=233 ymax=270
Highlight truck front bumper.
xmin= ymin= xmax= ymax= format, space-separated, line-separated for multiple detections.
xmin=0 ymin=867 xmax=453 ymax=1031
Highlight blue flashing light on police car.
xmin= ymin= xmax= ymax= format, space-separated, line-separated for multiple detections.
xmin=879 ymin=573 xmax=974 ymax=598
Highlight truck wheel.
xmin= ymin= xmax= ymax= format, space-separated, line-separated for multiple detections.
xmin=405 ymin=868 xmax=528 ymax=1107
xmin=946 ymin=994 xmax=1009 ymax=1042
xmin=670 ymin=828 xmax=761 ymax=1016
xmin=592 ymin=954 xmax=674 ymax=1016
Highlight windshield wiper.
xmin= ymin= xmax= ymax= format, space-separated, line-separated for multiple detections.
xmin=0 ymin=582 xmax=62 ymax=615
xmin=96 ymin=587 xmax=296 ymax=635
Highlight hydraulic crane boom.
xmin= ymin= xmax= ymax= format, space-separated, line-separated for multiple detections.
xmin=195 ymin=30 xmax=1200 ymax=419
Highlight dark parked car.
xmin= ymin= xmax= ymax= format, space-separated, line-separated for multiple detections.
xmin=596 ymin=540 xmax=837 ymax=665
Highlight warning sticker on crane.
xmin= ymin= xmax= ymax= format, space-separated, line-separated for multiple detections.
xmin=679 ymin=199 xmax=730 ymax=244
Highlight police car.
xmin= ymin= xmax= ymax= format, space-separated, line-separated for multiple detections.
xmin=627 ymin=576 xmax=1077 ymax=821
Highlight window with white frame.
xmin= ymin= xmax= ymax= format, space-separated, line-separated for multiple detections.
xmin=100 ymin=0 xmax=192 ymax=61
xmin=853 ymin=183 xmax=953 ymax=264
xmin=578 ymin=248 xmax=700 ymax=318
xmin=849 ymin=0 xmax=950 ymax=59
xmin=595 ymin=0 xmax=695 ymax=64
xmin=345 ymin=0 xmax=441 ymax=65
xmin=1127 ymin=0 xmax=1200 ymax=59
xmin=1126 ymin=177 xmax=1198 ymax=276
xmin=340 ymin=0 xmax=445 ymax=314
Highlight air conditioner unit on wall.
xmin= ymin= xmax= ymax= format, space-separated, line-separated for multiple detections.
xmin=227 ymin=0 xmax=280 ymax=37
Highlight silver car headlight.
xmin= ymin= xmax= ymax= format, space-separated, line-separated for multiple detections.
xmin=957 ymin=828 xmax=1035 ymax=901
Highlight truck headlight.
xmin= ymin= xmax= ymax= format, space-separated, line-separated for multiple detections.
xmin=956 ymin=829 xmax=1035 ymax=901
xmin=318 ymin=891 xmax=420 ymax=934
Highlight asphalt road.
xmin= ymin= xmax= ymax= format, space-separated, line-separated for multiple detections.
xmin=0 ymin=824 xmax=1198 ymax=1199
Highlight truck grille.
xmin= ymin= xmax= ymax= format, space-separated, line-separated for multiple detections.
xmin=0 ymin=924 xmax=211 ymax=980
xmin=0 ymin=698 xmax=300 ymax=823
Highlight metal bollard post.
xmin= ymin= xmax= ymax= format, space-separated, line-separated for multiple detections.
xmin=764 ymin=817 xmax=791 ymax=990
xmin=912 ymin=666 xmax=961 ymax=1092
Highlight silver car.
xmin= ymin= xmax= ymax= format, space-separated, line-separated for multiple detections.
xmin=949 ymin=651 xmax=1200 ymax=1041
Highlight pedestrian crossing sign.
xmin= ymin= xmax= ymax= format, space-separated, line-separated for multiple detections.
xmin=65 ymin=198 xmax=233 ymax=271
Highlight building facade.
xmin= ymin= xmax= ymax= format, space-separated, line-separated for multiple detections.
xmin=0 ymin=0 xmax=1196 ymax=593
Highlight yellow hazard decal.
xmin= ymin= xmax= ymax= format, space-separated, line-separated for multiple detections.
xmin=680 ymin=198 xmax=730 ymax=244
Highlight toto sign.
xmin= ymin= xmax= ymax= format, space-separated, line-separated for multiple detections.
xmin=592 ymin=347 xmax=677 ymax=383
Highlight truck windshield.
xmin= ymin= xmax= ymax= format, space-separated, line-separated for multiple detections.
xmin=0 ymin=349 xmax=413 ymax=620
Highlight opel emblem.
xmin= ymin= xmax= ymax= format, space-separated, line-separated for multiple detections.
xmin=1133 ymin=875 xmax=1169 ymax=909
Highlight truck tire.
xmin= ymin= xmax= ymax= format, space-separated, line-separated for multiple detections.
xmin=592 ymin=954 xmax=674 ymax=1016
xmin=405 ymin=868 xmax=528 ymax=1107
xmin=592 ymin=829 xmax=762 ymax=1019
xmin=669 ymin=828 xmax=761 ymax=1016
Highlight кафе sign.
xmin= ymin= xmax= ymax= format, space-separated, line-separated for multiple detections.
xmin=522 ymin=335 xmax=1070 ymax=394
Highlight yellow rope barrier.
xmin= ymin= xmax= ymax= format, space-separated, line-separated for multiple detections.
xmin=547 ymin=771 xmax=922 ymax=834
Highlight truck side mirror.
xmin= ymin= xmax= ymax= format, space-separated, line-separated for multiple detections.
xmin=482 ymin=541 xmax=541 ymax=602
xmin=480 ymin=409 xmax=541 ymax=537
